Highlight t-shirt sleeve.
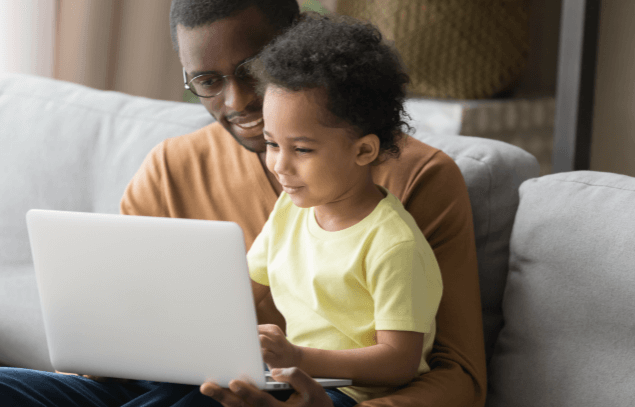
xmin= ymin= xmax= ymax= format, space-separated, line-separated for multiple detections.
xmin=247 ymin=215 xmax=271 ymax=286
xmin=120 ymin=141 xmax=170 ymax=217
xmin=367 ymin=241 xmax=442 ymax=333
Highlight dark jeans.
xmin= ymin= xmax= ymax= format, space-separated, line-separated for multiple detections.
xmin=0 ymin=368 xmax=356 ymax=407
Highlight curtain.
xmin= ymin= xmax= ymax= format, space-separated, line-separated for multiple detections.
xmin=1 ymin=0 xmax=336 ymax=102
xmin=55 ymin=0 xmax=183 ymax=102
xmin=0 ymin=0 xmax=56 ymax=77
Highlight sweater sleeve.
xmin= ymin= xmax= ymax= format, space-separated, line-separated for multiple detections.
xmin=361 ymin=150 xmax=487 ymax=407
xmin=120 ymin=141 xmax=170 ymax=218
xmin=246 ymin=215 xmax=272 ymax=287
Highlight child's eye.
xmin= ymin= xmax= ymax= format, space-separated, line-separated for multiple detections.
xmin=265 ymin=141 xmax=278 ymax=148
xmin=296 ymin=148 xmax=313 ymax=154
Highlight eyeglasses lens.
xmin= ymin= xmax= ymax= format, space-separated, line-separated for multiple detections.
xmin=189 ymin=69 xmax=256 ymax=98
xmin=190 ymin=75 xmax=224 ymax=98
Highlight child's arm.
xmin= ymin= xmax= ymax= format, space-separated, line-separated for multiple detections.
xmin=251 ymin=280 xmax=270 ymax=308
xmin=259 ymin=324 xmax=424 ymax=387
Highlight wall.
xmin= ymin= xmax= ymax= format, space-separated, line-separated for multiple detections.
xmin=490 ymin=0 xmax=635 ymax=178
xmin=590 ymin=0 xmax=635 ymax=177
xmin=515 ymin=0 xmax=562 ymax=97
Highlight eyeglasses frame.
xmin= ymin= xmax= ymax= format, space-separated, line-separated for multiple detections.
xmin=182 ymin=56 xmax=258 ymax=98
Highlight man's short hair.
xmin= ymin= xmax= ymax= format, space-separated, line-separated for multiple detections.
xmin=170 ymin=0 xmax=300 ymax=52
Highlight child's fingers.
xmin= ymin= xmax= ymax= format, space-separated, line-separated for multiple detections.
xmin=261 ymin=349 xmax=279 ymax=366
xmin=258 ymin=324 xmax=277 ymax=333
xmin=258 ymin=324 xmax=284 ymax=337
xmin=259 ymin=333 xmax=278 ymax=350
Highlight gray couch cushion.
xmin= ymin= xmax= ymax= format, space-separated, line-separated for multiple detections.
xmin=487 ymin=171 xmax=635 ymax=407
xmin=415 ymin=132 xmax=539 ymax=363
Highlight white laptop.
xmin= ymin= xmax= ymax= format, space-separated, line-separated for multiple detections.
xmin=26 ymin=209 xmax=351 ymax=390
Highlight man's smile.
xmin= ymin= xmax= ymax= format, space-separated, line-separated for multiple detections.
xmin=231 ymin=117 xmax=263 ymax=129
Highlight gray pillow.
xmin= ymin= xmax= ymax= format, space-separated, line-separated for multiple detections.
xmin=487 ymin=171 xmax=635 ymax=407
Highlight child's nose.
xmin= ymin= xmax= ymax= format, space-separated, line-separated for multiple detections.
xmin=273 ymin=150 xmax=293 ymax=175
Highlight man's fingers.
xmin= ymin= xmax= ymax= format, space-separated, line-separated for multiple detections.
xmin=270 ymin=368 xmax=314 ymax=393
xmin=201 ymin=369 xmax=333 ymax=407
xmin=228 ymin=379 xmax=280 ymax=407
xmin=200 ymin=382 xmax=247 ymax=407
xmin=271 ymin=368 xmax=335 ymax=407
xmin=199 ymin=382 xmax=218 ymax=398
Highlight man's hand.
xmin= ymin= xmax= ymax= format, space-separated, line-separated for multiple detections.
xmin=200 ymin=367 xmax=334 ymax=407
xmin=259 ymin=324 xmax=302 ymax=369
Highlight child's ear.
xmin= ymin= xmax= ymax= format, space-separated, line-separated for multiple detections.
xmin=354 ymin=134 xmax=380 ymax=166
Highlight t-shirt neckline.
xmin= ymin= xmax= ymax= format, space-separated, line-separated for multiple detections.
xmin=307 ymin=186 xmax=392 ymax=240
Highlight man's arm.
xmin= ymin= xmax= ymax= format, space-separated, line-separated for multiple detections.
xmin=251 ymin=280 xmax=271 ymax=309
xmin=362 ymin=151 xmax=487 ymax=407
xmin=120 ymin=141 xmax=170 ymax=218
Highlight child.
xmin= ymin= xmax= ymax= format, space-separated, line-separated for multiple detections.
xmin=246 ymin=13 xmax=443 ymax=406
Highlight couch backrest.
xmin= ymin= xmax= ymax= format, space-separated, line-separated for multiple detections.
xmin=486 ymin=171 xmax=635 ymax=406
xmin=412 ymin=130 xmax=539 ymax=362
xmin=0 ymin=73 xmax=212 ymax=369
xmin=0 ymin=72 xmax=539 ymax=370
xmin=0 ymin=73 xmax=213 ymax=269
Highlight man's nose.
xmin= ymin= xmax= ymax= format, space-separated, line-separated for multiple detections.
xmin=223 ymin=77 xmax=253 ymax=112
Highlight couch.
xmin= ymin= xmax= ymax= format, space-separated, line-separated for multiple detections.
xmin=1 ymin=73 xmax=634 ymax=406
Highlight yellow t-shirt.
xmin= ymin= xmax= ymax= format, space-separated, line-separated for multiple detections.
xmin=248 ymin=187 xmax=443 ymax=402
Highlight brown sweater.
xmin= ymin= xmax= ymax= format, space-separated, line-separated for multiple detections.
xmin=120 ymin=122 xmax=487 ymax=407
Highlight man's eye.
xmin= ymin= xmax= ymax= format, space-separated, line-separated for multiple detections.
xmin=197 ymin=77 xmax=222 ymax=88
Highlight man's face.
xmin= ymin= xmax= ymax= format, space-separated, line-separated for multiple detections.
xmin=177 ymin=6 xmax=277 ymax=153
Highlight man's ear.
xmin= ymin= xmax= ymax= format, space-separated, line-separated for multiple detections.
xmin=354 ymin=134 xmax=380 ymax=166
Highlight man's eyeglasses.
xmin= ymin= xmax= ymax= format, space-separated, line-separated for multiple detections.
xmin=183 ymin=58 xmax=257 ymax=98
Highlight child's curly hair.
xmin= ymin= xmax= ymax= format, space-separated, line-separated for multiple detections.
xmin=249 ymin=12 xmax=411 ymax=159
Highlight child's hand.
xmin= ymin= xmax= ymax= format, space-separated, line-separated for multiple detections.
xmin=258 ymin=324 xmax=302 ymax=369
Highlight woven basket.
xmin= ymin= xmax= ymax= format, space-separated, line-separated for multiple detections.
xmin=337 ymin=0 xmax=529 ymax=99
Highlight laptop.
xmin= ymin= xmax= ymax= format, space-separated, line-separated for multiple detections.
xmin=26 ymin=209 xmax=351 ymax=390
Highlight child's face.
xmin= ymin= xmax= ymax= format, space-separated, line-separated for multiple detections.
xmin=262 ymin=87 xmax=367 ymax=208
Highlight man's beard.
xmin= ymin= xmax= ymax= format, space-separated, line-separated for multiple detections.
xmin=212 ymin=107 xmax=265 ymax=154
xmin=219 ymin=119 xmax=265 ymax=154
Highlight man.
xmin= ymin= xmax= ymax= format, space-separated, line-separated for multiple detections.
xmin=0 ymin=1 xmax=486 ymax=406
